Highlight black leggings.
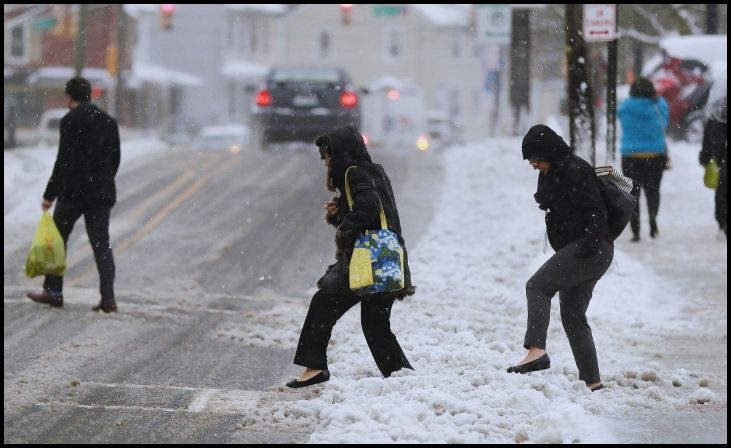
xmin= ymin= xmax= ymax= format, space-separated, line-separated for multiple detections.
xmin=622 ymin=155 xmax=666 ymax=236
xmin=293 ymin=290 xmax=412 ymax=377
xmin=524 ymin=240 xmax=613 ymax=384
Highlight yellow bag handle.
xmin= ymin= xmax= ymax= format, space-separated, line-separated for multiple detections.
xmin=344 ymin=166 xmax=388 ymax=230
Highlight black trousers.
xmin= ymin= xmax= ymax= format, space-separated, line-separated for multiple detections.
xmin=524 ymin=240 xmax=613 ymax=384
xmin=716 ymin=163 xmax=727 ymax=233
xmin=293 ymin=290 xmax=413 ymax=377
xmin=622 ymin=155 xmax=666 ymax=236
xmin=44 ymin=201 xmax=115 ymax=301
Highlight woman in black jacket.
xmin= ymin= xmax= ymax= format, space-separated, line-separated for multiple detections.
xmin=507 ymin=125 xmax=613 ymax=392
xmin=286 ymin=125 xmax=414 ymax=388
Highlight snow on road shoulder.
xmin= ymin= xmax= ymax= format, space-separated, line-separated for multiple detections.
xmin=3 ymin=138 xmax=171 ymax=256
xmin=242 ymin=137 xmax=725 ymax=443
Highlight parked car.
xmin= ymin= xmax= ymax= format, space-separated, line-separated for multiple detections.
xmin=249 ymin=65 xmax=362 ymax=149
xmin=192 ymin=124 xmax=249 ymax=153
xmin=642 ymin=35 xmax=727 ymax=143
xmin=37 ymin=108 xmax=67 ymax=146
xmin=424 ymin=109 xmax=462 ymax=149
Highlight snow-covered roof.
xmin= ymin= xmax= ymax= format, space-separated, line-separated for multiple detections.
xmin=27 ymin=66 xmax=114 ymax=88
xmin=128 ymin=63 xmax=203 ymax=87
xmin=221 ymin=60 xmax=270 ymax=79
xmin=122 ymin=4 xmax=158 ymax=19
xmin=225 ymin=4 xmax=288 ymax=15
xmin=412 ymin=4 xmax=470 ymax=28
xmin=659 ymin=35 xmax=727 ymax=66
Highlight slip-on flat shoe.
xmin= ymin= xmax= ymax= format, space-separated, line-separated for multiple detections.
xmin=507 ymin=353 xmax=551 ymax=374
xmin=590 ymin=383 xmax=604 ymax=392
xmin=286 ymin=370 xmax=330 ymax=389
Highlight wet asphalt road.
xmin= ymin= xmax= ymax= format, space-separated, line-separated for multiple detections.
xmin=4 ymin=141 xmax=443 ymax=443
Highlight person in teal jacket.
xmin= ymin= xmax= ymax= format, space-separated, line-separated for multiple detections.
xmin=618 ymin=77 xmax=670 ymax=242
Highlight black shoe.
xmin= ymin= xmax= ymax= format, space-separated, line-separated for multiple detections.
xmin=92 ymin=300 xmax=118 ymax=313
xmin=27 ymin=290 xmax=63 ymax=308
xmin=649 ymin=218 xmax=658 ymax=238
xmin=631 ymin=234 xmax=640 ymax=242
xmin=286 ymin=370 xmax=330 ymax=388
xmin=590 ymin=383 xmax=604 ymax=392
xmin=507 ymin=353 xmax=550 ymax=374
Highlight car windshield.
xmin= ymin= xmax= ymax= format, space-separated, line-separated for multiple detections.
xmin=271 ymin=67 xmax=340 ymax=83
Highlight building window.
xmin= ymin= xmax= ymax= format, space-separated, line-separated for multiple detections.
xmin=451 ymin=33 xmax=461 ymax=58
xmin=384 ymin=28 xmax=404 ymax=63
xmin=319 ymin=31 xmax=332 ymax=60
xmin=250 ymin=17 xmax=258 ymax=55
xmin=259 ymin=19 xmax=269 ymax=54
xmin=11 ymin=26 xmax=25 ymax=58
xmin=228 ymin=81 xmax=236 ymax=117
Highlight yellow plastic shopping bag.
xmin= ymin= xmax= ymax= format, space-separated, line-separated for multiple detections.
xmin=25 ymin=211 xmax=66 ymax=278
xmin=704 ymin=159 xmax=720 ymax=190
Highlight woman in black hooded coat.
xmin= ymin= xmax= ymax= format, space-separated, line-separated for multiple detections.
xmin=508 ymin=125 xmax=614 ymax=392
xmin=286 ymin=125 xmax=414 ymax=388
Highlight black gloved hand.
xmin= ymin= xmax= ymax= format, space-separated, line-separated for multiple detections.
xmin=573 ymin=240 xmax=599 ymax=259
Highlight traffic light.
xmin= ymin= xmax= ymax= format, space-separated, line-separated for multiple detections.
xmin=340 ymin=4 xmax=353 ymax=25
xmin=160 ymin=4 xmax=175 ymax=30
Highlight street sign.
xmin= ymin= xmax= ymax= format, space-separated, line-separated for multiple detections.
xmin=583 ymin=4 xmax=617 ymax=42
xmin=476 ymin=4 xmax=511 ymax=44
xmin=373 ymin=4 xmax=407 ymax=17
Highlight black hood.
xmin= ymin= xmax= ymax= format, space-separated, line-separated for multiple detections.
xmin=521 ymin=125 xmax=572 ymax=163
xmin=317 ymin=125 xmax=372 ymax=190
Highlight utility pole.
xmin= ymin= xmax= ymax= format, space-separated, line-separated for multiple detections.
xmin=115 ymin=4 xmax=127 ymax=120
xmin=606 ymin=8 xmax=618 ymax=164
xmin=73 ymin=4 xmax=89 ymax=77
xmin=510 ymin=8 xmax=531 ymax=136
xmin=565 ymin=4 xmax=595 ymax=163
xmin=705 ymin=4 xmax=718 ymax=34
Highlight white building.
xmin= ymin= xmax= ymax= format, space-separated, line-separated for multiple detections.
xmin=250 ymin=4 xmax=490 ymax=142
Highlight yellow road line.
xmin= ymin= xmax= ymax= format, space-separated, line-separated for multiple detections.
xmin=66 ymin=153 xmax=236 ymax=288
xmin=65 ymin=153 xmax=224 ymax=269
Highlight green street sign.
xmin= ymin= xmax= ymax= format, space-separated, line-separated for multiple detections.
xmin=34 ymin=16 xmax=57 ymax=31
xmin=373 ymin=5 xmax=407 ymax=17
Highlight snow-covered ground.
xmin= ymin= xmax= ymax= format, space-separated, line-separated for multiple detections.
xmin=232 ymin=135 xmax=727 ymax=443
xmin=4 ymin=131 xmax=726 ymax=443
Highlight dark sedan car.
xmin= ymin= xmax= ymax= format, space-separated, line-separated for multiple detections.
xmin=250 ymin=66 xmax=362 ymax=148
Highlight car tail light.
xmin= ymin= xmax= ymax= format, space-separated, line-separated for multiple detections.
xmin=255 ymin=89 xmax=273 ymax=107
xmin=416 ymin=135 xmax=430 ymax=151
xmin=340 ymin=91 xmax=358 ymax=108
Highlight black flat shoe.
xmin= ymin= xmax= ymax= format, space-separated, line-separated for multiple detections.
xmin=590 ymin=383 xmax=604 ymax=392
xmin=507 ymin=353 xmax=551 ymax=374
xmin=286 ymin=370 xmax=330 ymax=388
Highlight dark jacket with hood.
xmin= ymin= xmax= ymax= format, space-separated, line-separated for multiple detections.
xmin=44 ymin=102 xmax=121 ymax=206
xmin=318 ymin=125 xmax=415 ymax=299
xmin=522 ymin=125 xmax=609 ymax=256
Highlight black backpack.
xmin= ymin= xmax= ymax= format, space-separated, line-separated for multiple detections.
xmin=595 ymin=167 xmax=637 ymax=240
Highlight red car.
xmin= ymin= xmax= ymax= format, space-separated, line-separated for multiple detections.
xmin=643 ymin=35 xmax=726 ymax=143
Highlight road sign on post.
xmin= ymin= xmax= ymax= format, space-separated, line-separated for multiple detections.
xmin=476 ymin=4 xmax=511 ymax=44
xmin=583 ymin=4 xmax=616 ymax=42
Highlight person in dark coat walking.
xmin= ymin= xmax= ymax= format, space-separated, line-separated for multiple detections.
xmin=287 ymin=125 xmax=414 ymax=388
xmin=618 ymin=77 xmax=670 ymax=241
xmin=27 ymin=77 xmax=121 ymax=313
xmin=508 ymin=124 xmax=613 ymax=392
xmin=699 ymin=95 xmax=727 ymax=237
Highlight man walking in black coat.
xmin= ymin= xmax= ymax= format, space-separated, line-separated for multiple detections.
xmin=27 ymin=77 xmax=121 ymax=313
